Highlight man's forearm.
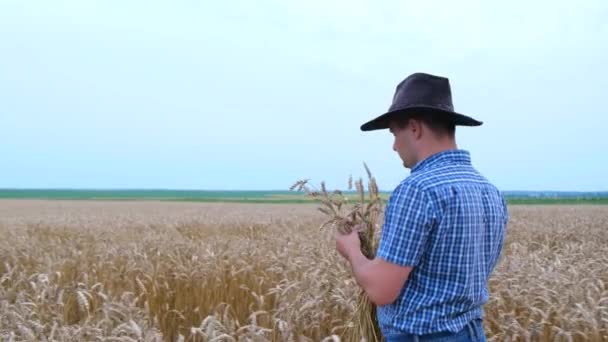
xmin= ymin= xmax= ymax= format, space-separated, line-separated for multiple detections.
xmin=347 ymin=248 xmax=377 ymax=298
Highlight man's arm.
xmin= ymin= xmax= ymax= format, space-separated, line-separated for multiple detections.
xmin=336 ymin=230 xmax=413 ymax=306
xmin=335 ymin=181 xmax=434 ymax=305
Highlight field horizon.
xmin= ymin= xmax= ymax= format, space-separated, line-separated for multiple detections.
xmin=1 ymin=189 xmax=607 ymax=205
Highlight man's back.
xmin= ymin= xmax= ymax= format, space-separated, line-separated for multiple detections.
xmin=377 ymin=149 xmax=508 ymax=335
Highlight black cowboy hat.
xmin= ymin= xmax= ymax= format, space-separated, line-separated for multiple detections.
xmin=361 ymin=72 xmax=482 ymax=131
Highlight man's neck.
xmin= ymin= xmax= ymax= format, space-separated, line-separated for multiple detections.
xmin=415 ymin=140 xmax=458 ymax=165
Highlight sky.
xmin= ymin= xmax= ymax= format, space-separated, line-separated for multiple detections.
xmin=1 ymin=0 xmax=607 ymax=191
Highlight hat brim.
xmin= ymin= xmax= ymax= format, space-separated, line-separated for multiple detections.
xmin=360 ymin=106 xmax=483 ymax=131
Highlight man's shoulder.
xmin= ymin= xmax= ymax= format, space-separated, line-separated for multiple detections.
xmin=393 ymin=175 xmax=429 ymax=195
xmin=390 ymin=176 xmax=438 ymax=208
xmin=397 ymin=166 xmax=460 ymax=193
xmin=396 ymin=164 xmax=503 ymax=199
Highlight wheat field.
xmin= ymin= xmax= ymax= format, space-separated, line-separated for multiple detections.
xmin=0 ymin=200 xmax=607 ymax=341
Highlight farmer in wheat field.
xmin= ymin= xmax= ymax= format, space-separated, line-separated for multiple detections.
xmin=335 ymin=72 xmax=508 ymax=342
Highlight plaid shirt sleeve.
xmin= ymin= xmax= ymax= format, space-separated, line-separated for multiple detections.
xmin=377 ymin=181 xmax=436 ymax=267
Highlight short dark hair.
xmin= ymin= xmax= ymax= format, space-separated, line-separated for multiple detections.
xmin=394 ymin=111 xmax=456 ymax=138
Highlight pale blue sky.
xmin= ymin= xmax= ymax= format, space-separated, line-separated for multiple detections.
xmin=1 ymin=0 xmax=607 ymax=191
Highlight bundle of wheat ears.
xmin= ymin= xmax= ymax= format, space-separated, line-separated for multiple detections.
xmin=291 ymin=163 xmax=384 ymax=341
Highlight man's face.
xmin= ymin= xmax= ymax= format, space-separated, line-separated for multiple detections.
xmin=389 ymin=120 xmax=416 ymax=169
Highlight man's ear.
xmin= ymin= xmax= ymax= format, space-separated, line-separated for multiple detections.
xmin=410 ymin=118 xmax=423 ymax=140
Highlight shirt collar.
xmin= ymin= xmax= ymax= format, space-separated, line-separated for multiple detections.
xmin=411 ymin=149 xmax=471 ymax=173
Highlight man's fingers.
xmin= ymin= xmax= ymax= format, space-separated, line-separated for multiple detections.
xmin=337 ymin=226 xmax=351 ymax=235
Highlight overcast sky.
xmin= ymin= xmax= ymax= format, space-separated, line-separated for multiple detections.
xmin=1 ymin=0 xmax=607 ymax=191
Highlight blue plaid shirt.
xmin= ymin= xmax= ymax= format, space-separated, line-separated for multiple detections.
xmin=377 ymin=149 xmax=508 ymax=335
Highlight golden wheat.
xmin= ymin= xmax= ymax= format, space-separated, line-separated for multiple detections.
xmin=0 ymin=200 xmax=607 ymax=341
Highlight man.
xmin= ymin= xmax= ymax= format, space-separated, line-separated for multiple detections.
xmin=335 ymin=73 xmax=508 ymax=342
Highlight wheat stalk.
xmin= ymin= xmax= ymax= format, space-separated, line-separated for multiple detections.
xmin=291 ymin=163 xmax=384 ymax=341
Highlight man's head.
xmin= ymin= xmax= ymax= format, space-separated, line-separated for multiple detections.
xmin=388 ymin=112 xmax=457 ymax=169
xmin=359 ymin=72 xmax=481 ymax=168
